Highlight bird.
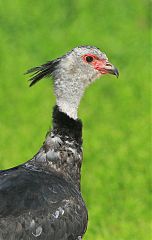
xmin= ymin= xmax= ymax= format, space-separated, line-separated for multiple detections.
xmin=0 ymin=46 xmax=118 ymax=240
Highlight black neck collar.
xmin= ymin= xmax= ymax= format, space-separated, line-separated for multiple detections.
xmin=52 ymin=105 xmax=82 ymax=144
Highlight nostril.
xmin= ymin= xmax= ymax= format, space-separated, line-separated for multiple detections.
xmin=106 ymin=63 xmax=112 ymax=67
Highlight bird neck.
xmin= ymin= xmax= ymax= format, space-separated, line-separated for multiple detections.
xmin=56 ymin=101 xmax=79 ymax=120
xmin=52 ymin=105 xmax=83 ymax=144
xmin=54 ymin=76 xmax=86 ymax=119
xmin=26 ymin=106 xmax=83 ymax=189
xmin=51 ymin=106 xmax=83 ymax=188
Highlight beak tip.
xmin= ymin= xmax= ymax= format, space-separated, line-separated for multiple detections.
xmin=114 ymin=68 xmax=119 ymax=78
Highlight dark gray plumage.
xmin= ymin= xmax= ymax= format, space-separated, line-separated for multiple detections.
xmin=0 ymin=46 xmax=118 ymax=240
xmin=0 ymin=107 xmax=87 ymax=240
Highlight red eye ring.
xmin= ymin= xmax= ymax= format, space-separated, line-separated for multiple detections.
xmin=85 ymin=56 xmax=94 ymax=63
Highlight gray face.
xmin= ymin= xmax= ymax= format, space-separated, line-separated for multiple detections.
xmin=55 ymin=46 xmax=109 ymax=87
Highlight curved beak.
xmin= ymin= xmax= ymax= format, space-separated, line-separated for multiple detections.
xmin=95 ymin=59 xmax=119 ymax=78
xmin=104 ymin=62 xmax=119 ymax=78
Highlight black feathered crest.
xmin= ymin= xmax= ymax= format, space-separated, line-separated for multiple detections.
xmin=26 ymin=58 xmax=60 ymax=87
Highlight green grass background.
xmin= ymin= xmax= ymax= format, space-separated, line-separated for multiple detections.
xmin=0 ymin=1 xmax=150 ymax=239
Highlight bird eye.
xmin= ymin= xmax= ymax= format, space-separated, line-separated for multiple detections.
xmin=85 ymin=56 xmax=94 ymax=63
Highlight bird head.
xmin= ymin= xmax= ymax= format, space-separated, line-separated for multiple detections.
xmin=27 ymin=46 xmax=118 ymax=87
xmin=27 ymin=46 xmax=119 ymax=119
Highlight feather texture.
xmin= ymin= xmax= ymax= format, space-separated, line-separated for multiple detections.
xmin=26 ymin=59 xmax=60 ymax=87
xmin=0 ymin=106 xmax=87 ymax=240
xmin=0 ymin=46 xmax=118 ymax=239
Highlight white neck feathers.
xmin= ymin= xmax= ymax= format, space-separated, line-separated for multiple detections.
xmin=54 ymin=79 xmax=85 ymax=119
xmin=56 ymin=100 xmax=78 ymax=119
xmin=52 ymin=55 xmax=94 ymax=119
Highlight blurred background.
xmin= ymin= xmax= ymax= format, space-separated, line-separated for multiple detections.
xmin=0 ymin=0 xmax=150 ymax=239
